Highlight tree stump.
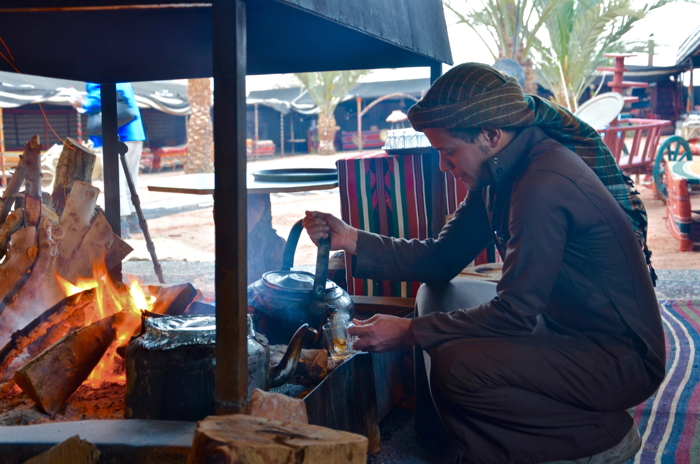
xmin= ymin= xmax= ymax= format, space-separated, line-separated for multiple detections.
xmin=187 ymin=414 xmax=368 ymax=464
xmin=52 ymin=137 xmax=96 ymax=210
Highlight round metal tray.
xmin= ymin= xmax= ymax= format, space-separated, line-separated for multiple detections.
xmin=251 ymin=168 xmax=338 ymax=182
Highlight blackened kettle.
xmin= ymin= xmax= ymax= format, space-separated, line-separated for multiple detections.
xmin=247 ymin=219 xmax=353 ymax=346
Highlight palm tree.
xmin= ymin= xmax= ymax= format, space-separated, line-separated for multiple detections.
xmin=444 ymin=0 xmax=560 ymax=93
xmin=534 ymin=0 xmax=658 ymax=111
xmin=294 ymin=71 xmax=369 ymax=155
xmin=185 ymin=78 xmax=213 ymax=173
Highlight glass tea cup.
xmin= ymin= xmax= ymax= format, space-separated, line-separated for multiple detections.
xmin=322 ymin=318 xmax=356 ymax=360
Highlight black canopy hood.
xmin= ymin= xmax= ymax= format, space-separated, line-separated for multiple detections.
xmin=0 ymin=0 xmax=452 ymax=82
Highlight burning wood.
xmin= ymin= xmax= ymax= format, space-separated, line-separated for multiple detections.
xmin=0 ymin=289 xmax=97 ymax=378
xmin=14 ymin=312 xmax=121 ymax=415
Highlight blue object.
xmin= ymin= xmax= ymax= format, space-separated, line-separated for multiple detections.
xmin=83 ymin=82 xmax=146 ymax=147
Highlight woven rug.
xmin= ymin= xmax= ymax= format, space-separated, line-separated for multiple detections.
xmin=630 ymin=300 xmax=700 ymax=463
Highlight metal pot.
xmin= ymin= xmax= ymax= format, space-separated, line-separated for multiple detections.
xmin=247 ymin=218 xmax=354 ymax=346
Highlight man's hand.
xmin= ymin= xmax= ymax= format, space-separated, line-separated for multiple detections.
xmin=348 ymin=314 xmax=417 ymax=353
xmin=303 ymin=211 xmax=358 ymax=254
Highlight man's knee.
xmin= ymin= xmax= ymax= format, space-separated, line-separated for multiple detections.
xmin=429 ymin=340 xmax=488 ymax=402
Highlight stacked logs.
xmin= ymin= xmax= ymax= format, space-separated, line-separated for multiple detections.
xmin=0 ymin=135 xmax=133 ymax=413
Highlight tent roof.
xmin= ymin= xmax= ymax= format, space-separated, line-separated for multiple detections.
xmin=0 ymin=72 xmax=189 ymax=115
xmin=590 ymin=64 xmax=686 ymax=85
xmin=247 ymin=77 xmax=430 ymax=111
xmin=0 ymin=0 xmax=452 ymax=83
xmin=677 ymin=24 xmax=700 ymax=67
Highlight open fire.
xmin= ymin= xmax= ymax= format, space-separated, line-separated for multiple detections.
xmin=0 ymin=135 xmax=207 ymax=417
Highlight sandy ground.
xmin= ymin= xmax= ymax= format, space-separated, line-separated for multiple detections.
xmin=111 ymin=152 xmax=700 ymax=271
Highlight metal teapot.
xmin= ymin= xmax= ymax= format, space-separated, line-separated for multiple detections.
xmin=247 ymin=218 xmax=354 ymax=346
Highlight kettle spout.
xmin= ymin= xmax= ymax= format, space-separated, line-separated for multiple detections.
xmin=268 ymin=323 xmax=317 ymax=389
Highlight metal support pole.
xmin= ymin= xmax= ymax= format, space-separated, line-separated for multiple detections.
xmin=356 ymin=96 xmax=363 ymax=151
xmin=0 ymin=108 xmax=5 ymax=187
xmin=213 ymin=0 xmax=248 ymax=415
xmin=117 ymin=142 xmax=165 ymax=284
xmin=101 ymin=83 xmax=121 ymax=283
xmin=280 ymin=113 xmax=284 ymax=156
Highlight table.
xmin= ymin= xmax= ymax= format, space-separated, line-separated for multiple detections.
xmin=147 ymin=172 xmax=338 ymax=196
xmin=148 ymin=172 xmax=339 ymax=283
xmin=665 ymin=160 xmax=699 ymax=251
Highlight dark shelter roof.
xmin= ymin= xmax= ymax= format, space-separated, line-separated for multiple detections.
xmin=0 ymin=72 xmax=189 ymax=115
xmin=0 ymin=0 xmax=452 ymax=82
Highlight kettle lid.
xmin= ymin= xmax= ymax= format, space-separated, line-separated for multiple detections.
xmin=263 ymin=270 xmax=337 ymax=292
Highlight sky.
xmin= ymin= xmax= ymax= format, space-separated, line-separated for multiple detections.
xmin=245 ymin=1 xmax=700 ymax=92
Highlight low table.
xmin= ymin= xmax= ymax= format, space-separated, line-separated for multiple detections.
xmin=665 ymin=160 xmax=699 ymax=251
xmin=147 ymin=172 xmax=338 ymax=196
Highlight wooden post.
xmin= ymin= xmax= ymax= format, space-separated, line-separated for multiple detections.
xmin=101 ymin=83 xmax=122 ymax=283
xmin=213 ymin=0 xmax=248 ymax=415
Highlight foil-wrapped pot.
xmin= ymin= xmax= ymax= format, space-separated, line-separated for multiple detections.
xmin=140 ymin=315 xmax=216 ymax=350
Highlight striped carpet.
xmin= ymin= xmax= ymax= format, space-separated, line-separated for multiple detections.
xmin=630 ymin=300 xmax=700 ymax=463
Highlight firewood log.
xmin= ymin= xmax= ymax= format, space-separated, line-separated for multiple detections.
xmin=0 ymin=227 xmax=38 ymax=307
xmin=22 ymin=434 xmax=100 ymax=464
xmin=23 ymin=131 xmax=43 ymax=229
xmin=0 ymin=289 xmax=95 ymax=380
xmin=0 ymin=208 xmax=24 ymax=260
xmin=55 ymin=181 xmax=99 ymax=274
xmin=150 ymin=283 xmax=197 ymax=315
xmin=59 ymin=211 xmax=114 ymax=283
xmin=51 ymin=137 xmax=96 ymax=211
xmin=186 ymin=414 xmax=368 ymax=464
xmin=14 ymin=312 xmax=120 ymax=415
xmin=0 ymin=217 xmax=65 ymax=338
xmin=0 ymin=135 xmax=39 ymax=226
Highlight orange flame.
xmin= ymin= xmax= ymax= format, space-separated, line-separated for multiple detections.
xmin=54 ymin=261 xmax=155 ymax=385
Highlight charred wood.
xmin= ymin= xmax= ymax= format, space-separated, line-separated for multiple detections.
xmin=0 ymin=289 xmax=95 ymax=381
xmin=14 ymin=312 xmax=119 ymax=415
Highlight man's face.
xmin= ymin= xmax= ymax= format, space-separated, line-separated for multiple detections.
xmin=423 ymin=128 xmax=494 ymax=191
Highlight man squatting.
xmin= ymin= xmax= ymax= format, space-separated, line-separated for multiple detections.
xmin=303 ymin=63 xmax=665 ymax=464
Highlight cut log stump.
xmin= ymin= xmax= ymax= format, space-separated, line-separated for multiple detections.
xmin=249 ymin=388 xmax=308 ymax=424
xmin=187 ymin=414 xmax=368 ymax=464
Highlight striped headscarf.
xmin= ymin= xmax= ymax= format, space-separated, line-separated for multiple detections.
xmin=408 ymin=62 xmax=656 ymax=283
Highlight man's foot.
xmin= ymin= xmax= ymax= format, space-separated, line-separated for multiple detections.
xmin=542 ymin=423 xmax=642 ymax=464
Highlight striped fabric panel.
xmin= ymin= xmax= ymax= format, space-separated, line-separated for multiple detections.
xmin=337 ymin=152 xmax=433 ymax=297
xmin=630 ymin=301 xmax=700 ymax=463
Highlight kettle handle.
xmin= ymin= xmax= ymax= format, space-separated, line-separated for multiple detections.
xmin=280 ymin=219 xmax=330 ymax=303
xmin=280 ymin=219 xmax=304 ymax=271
